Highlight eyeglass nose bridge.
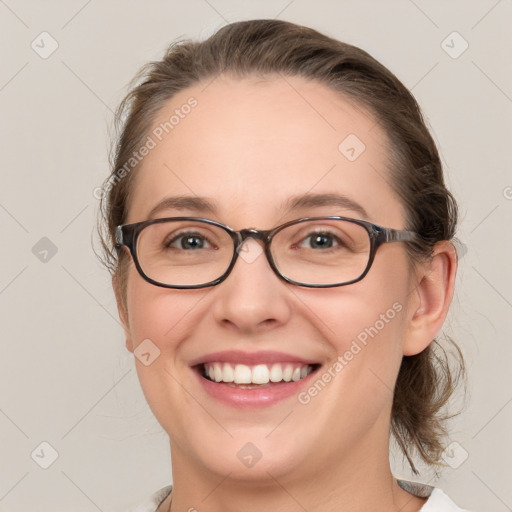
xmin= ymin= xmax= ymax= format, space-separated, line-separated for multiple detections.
xmin=232 ymin=228 xmax=277 ymax=274
xmin=228 ymin=227 xmax=282 ymax=286
xmin=236 ymin=228 xmax=273 ymax=248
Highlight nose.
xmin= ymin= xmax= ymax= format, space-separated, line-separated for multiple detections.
xmin=211 ymin=237 xmax=292 ymax=335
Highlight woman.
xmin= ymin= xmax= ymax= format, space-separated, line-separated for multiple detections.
xmin=97 ymin=19 xmax=468 ymax=511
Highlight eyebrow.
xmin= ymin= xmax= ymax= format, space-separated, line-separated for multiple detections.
xmin=283 ymin=193 xmax=369 ymax=219
xmin=146 ymin=192 xmax=369 ymax=221
xmin=147 ymin=196 xmax=218 ymax=219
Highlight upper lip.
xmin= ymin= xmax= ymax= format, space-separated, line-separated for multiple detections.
xmin=189 ymin=350 xmax=319 ymax=367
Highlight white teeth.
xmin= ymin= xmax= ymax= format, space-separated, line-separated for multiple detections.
xmin=222 ymin=363 xmax=234 ymax=383
xmin=252 ymin=364 xmax=270 ymax=384
xmin=282 ymin=364 xmax=293 ymax=382
xmin=269 ymin=363 xmax=283 ymax=382
xmin=203 ymin=362 xmax=314 ymax=385
xmin=233 ymin=364 xmax=252 ymax=384
xmin=213 ymin=364 xmax=223 ymax=382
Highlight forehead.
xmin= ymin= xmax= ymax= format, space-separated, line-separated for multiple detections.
xmin=126 ymin=74 xmax=403 ymax=227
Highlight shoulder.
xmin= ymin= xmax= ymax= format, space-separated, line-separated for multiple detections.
xmin=127 ymin=485 xmax=173 ymax=512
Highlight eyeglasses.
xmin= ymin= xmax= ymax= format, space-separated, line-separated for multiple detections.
xmin=115 ymin=216 xmax=420 ymax=289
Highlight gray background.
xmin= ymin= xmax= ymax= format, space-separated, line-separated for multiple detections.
xmin=0 ymin=1 xmax=511 ymax=510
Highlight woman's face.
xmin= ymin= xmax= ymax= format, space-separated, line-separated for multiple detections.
xmin=118 ymin=75 xmax=423 ymax=482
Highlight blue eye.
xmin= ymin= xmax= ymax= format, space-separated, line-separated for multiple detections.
xmin=168 ymin=233 xmax=211 ymax=250
xmin=300 ymin=232 xmax=340 ymax=249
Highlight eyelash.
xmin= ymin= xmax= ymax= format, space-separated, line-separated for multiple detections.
xmin=164 ymin=230 xmax=347 ymax=250
xmin=165 ymin=231 xmax=215 ymax=250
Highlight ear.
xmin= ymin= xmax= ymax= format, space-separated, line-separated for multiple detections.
xmin=403 ymin=241 xmax=458 ymax=356
xmin=112 ymin=274 xmax=134 ymax=354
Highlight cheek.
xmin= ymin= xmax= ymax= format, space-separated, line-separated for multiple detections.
xmin=125 ymin=270 xmax=203 ymax=346
xmin=293 ymin=249 xmax=412 ymax=386
xmin=298 ymin=269 xmax=408 ymax=349
xmin=124 ymin=273 xmax=198 ymax=378
xmin=124 ymin=274 xmax=208 ymax=431
xmin=284 ymin=272 xmax=409 ymax=465
xmin=295 ymin=287 xmax=406 ymax=380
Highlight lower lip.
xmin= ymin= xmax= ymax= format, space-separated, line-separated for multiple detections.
xmin=194 ymin=367 xmax=319 ymax=408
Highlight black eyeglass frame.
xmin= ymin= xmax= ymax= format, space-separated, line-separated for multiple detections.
xmin=115 ymin=216 xmax=420 ymax=289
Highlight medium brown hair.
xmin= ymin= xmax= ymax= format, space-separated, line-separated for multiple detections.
xmin=97 ymin=19 xmax=465 ymax=473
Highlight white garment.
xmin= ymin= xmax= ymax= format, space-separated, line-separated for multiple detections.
xmin=128 ymin=481 xmax=470 ymax=511
xmin=398 ymin=480 xmax=470 ymax=511
xmin=421 ymin=488 xmax=470 ymax=511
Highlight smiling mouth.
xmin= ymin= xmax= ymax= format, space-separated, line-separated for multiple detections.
xmin=197 ymin=362 xmax=320 ymax=388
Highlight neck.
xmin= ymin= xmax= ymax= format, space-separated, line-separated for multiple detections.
xmin=163 ymin=435 xmax=426 ymax=512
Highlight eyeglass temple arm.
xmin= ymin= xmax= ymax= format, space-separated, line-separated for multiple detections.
xmin=382 ymin=228 xmax=420 ymax=243
xmin=115 ymin=226 xmax=127 ymax=246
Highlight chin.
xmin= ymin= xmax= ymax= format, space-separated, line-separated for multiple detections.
xmin=186 ymin=433 xmax=311 ymax=484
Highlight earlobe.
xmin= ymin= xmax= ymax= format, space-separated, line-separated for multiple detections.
xmin=112 ymin=275 xmax=134 ymax=353
xmin=403 ymin=241 xmax=457 ymax=356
